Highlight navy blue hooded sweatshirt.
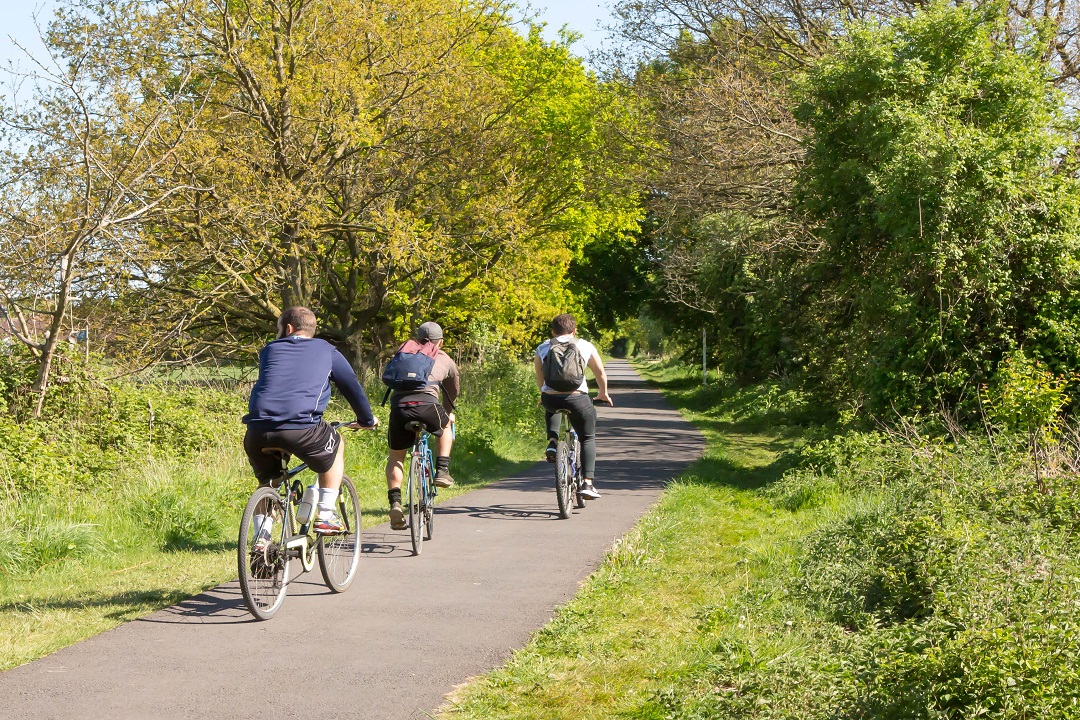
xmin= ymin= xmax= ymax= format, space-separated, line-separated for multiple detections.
xmin=243 ymin=336 xmax=375 ymax=429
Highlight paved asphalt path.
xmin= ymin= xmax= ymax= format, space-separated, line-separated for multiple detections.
xmin=2 ymin=360 xmax=704 ymax=720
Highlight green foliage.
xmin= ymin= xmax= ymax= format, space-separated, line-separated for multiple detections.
xmin=456 ymin=355 xmax=544 ymax=439
xmin=0 ymin=521 xmax=105 ymax=576
xmin=795 ymin=1 xmax=1080 ymax=416
xmin=446 ymin=364 xmax=1080 ymax=719
xmin=983 ymin=348 xmax=1071 ymax=439
xmin=0 ymin=347 xmax=244 ymax=498
xmin=567 ymin=230 xmax=653 ymax=336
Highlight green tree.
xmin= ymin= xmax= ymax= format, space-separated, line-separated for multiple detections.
xmin=0 ymin=3 xmax=202 ymax=415
xmin=796 ymin=1 xmax=1080 ymax=414
xmin=123 ymin=0 xmax=643 ymax=365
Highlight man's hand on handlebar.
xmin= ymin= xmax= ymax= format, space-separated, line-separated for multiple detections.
xmin=594 ymin=394 xmax=614 ymax=407
xmin=345 ymin=417 xmax=380 ymax=430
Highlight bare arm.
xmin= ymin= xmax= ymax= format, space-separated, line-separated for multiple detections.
xmin=587 ymin=353 xmax=612 ymax=405
xmin=534 ymin=355 xmax=545 ymax=392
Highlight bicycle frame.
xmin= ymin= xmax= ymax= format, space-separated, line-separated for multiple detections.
xmin=559 ymin=412 xmax=582 ymax=486
xmin=255 ymin=420 xmax=352 ymax=576
xmin=411 ymin=429 xmax=434 ymax=479
xmin=260 ymin=456 xmax=321 ymax=574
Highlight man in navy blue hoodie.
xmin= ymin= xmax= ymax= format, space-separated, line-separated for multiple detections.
xmin=243 ymin=306 xmax=378 ymax=537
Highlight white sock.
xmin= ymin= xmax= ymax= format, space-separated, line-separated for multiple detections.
xmin=317 ymin=488 xmax=340 ymax=518
xmin=253 ymin=514 xmax=273 ymax=540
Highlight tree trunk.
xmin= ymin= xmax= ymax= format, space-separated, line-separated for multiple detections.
xmin=32 ymin=257 xmax=76 ymax=416
xmin=280 ymin=233 xmax=312 ymax=309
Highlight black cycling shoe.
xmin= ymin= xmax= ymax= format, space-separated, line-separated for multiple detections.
xmin=389 ymin=502 xmax=407 ymax=530
xmin=545 ymin=440 xmax=557 ymax=463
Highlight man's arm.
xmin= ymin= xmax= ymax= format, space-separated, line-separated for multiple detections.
xmin=587 ymin=353 xmax=612 ymax=405
xmin=432 ymin=352 xmax=459 ymax=410
xmin=533 ymin=355 xmax=545 ymax=392
xmin=329 ymin=350 xmax=377 ymax=425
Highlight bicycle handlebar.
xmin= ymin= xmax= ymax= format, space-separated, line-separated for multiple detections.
xmin=330 ymin=419 xmax=381 ymax=430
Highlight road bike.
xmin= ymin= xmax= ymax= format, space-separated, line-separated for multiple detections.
xmin=237 ymin=421 xmax=364 ymax=620
xmin=404 ymin=420 xmax=439 ymax=556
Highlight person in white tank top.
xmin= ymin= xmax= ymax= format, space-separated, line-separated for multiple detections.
xmin=533 ymin=313 xmax=612 ymax=499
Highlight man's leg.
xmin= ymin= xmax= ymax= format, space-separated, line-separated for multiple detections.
xmin=317 ymin=439 xmax=345 ymax=491
xmin=434 ymin=427 xmax=454 ymax=487
xmin=244 ymin=426 xmax=282 ymax=543
xmin=385 ymin=448 xmax=407 ymax=490
xmin=385 ymin=448 xmax=408 ymax=529
xmin=566 ymin=394 xmax=599 ymax=498
xmin=540 ymin=394 xmax=561 ymax=462
xmin=313 ymin=436 xmax=346 ymax=528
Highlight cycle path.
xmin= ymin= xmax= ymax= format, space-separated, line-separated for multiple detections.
xmin=1 ymin=359 xmax=704 ymax=720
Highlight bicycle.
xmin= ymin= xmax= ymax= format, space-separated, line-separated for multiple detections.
xmin=553 ymin=409 xmax=585 ymax=519
xmin=237 ymin=421 xmax=365 ymax=621
xmin=552 ymin=398 xmax=609 ymax=519
xmin=404 ymin=420 xmax=440 ymax=556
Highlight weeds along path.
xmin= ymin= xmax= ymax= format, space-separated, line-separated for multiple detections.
xmin=0 ymin=359 xmax=703 ymax=720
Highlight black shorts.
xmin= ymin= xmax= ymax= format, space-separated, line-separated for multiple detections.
xmin=388 ymin=400 xmax=450 ymax=451
xmin=244 ymin=421 xmax=341 ymax=483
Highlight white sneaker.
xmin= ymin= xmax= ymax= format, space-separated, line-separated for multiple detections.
xmin=579 ymin=481 xmax=601 ymax=500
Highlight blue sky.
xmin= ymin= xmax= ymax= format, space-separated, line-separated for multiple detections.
xmin=0 ymin=0 xmax=615 ymax=69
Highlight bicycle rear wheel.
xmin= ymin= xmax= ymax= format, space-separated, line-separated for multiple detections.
xmin=555 ymin=438 xmax=572 ymax=519
xmin=318 ymin=475 xmax=361 ymax=592
xmin=573 ymin=436 xmax=586 ymax=509
xmin=408 ymin=453 xmax=424 ymax=555
xmin=238 ymin=486 xmax=291 ymax=621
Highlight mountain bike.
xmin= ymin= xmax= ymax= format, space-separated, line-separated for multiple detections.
xmin=237 ymin=421 xmax=367 ymax=621
xmin=553 ymin=409 xmax=585 ymax=519
xmin=404 ymin=420 xmax=439 ymax=556
xmin=553 ymin=399 xmax=609 ymax=519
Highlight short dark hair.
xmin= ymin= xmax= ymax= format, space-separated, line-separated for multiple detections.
xmin=551 ymin=313 xmax=576 ymax=336
xmin=277 ymin=306 xmax=317 ymax=338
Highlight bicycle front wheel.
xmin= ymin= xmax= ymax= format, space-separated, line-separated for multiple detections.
xmin=238 ymin=486 xmax=291 ymax=621
xmin=555 ymin=438 xmax=571 ymax=519
xmin=423 ymin=463 xmax=435 ymax=541
xmin=318 ymin=475 xmax=361 ymax=592
xmin=408 ymin=453 xmax=424 ymax=555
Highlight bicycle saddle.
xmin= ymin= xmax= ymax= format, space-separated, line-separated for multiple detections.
xmin=260 ymin=447 xmax=288 ymax=456
xmin=405 ymin=420 xmax=429 ymax=433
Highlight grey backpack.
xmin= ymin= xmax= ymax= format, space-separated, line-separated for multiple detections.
xmin=543 ymin=340 xmax=586 ymax=391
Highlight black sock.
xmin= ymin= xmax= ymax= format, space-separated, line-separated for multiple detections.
xmin=547 ymin=434 xmax=558 ymax=447
xmin=388 ymin=488 xmax=401 ymax=506
xmin=436 ymin=456 xmax=450 ymax=475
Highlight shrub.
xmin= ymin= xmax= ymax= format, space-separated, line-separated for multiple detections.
xmin=982 ymin=348 xmax=1071 ymax=440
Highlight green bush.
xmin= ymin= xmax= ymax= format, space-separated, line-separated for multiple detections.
xmin=779 ymin=429 xmax=1080 ymax=718
xmin=983 ymin=349 xmax=1071 ymax=440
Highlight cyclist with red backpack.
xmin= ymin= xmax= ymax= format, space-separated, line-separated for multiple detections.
xmin=382 ymin=321 xmax=460 ymax=530
xmin=534 ymin=313 xmax=612 ymax=500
